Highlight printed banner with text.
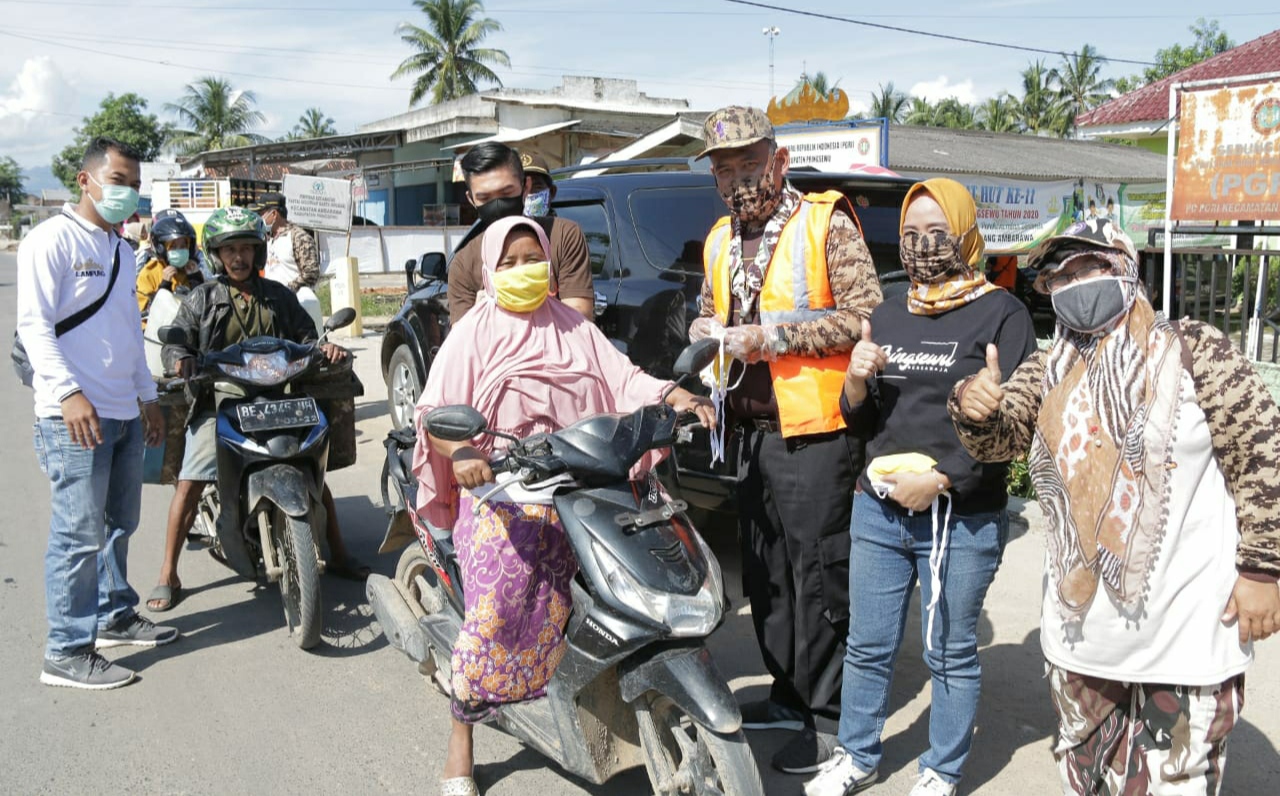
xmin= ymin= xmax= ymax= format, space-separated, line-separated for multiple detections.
xmin=1172 ymin=80 xmax=1280 ymax=222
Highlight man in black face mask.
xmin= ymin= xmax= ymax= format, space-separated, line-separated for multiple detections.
xmin=688 ymin=106 xmax=883 ymax=774
xmin=446 ymin=142 xmax=594 ymax=324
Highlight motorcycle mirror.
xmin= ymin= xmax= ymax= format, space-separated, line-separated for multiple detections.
xmin=325 ymin=307 xmax=358 ymax=332
xmin=424 ymin=405 xmax=488 ymax=442
xmin=156 ymin=324 xmax=189 ymax=346
xmin=418 ymin=252 xmax=448 ymax=282
xmin=672 ymin=338 xmax=720 ymax=378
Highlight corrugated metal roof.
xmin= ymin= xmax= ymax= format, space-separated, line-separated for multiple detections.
xmin=1077 ymin=28 xmax=1280 ymax=128
xmin=885 ymin=125 xmax=1166 ymax=181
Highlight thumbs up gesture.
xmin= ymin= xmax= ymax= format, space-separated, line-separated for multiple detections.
xmin=959 ymin=344 xmax=1005 ymax=422
xmin=844 ymin=318 xmax=887 ymax=406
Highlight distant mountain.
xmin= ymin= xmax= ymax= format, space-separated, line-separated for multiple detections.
xmin=19 ymin=164 xmax=63 ymax=195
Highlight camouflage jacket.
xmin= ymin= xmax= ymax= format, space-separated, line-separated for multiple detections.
xmin=276 ymin=222 xmax=321 ymax=291
xmin=948 ymin=321 xmax=1280 ymax=575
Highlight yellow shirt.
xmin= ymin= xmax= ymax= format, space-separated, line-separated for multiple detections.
xmin=136 ymin=258 xmax=195 ymax=327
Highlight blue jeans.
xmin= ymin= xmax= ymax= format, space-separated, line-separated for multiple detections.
xmin=34 ymin=417 xmax=144 ymax=657
xmin=838 ymin=491 xmax=1008 ymax=784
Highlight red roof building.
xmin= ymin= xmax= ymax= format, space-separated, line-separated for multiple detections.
xmin=1076 ymin=28 xmax=1280 ymax=152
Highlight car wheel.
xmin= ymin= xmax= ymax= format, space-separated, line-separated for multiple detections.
xmin=387 ymin=345 xmax=422 ymax=430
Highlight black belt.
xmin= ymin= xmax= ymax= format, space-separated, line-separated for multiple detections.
xmin=740 ymin=416 xmax=780 ymax=433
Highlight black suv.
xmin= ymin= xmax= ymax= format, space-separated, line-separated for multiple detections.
xmin=380 ymin=165 xmax=914 ymax=513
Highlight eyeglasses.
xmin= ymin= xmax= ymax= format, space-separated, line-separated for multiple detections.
xmin=1043 ymin=258 xmax=1112 ymax=292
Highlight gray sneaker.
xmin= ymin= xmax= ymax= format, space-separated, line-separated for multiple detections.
xmin=96 ymin=613 xmax=179 ymax=649
xmin=40 ymin=650 xmax=137 ymax=690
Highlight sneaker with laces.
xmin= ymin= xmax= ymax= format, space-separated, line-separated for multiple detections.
xmin=803 ymin=747 xmax=878 ymax=796
xmin=909 ymin=768 xmax=957 ymax=796
xmin=773 ymin=727 xmax=842 ymax=774
xmin=739 ymin=698 xmax=808 ymax=731
xmin=40 ymin=650 xmax=136 ymax=690
xmin=96 ymin=613 xmax=179 ymax=649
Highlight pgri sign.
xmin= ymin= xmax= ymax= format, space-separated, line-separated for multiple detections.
xmin=1174 ymin=81 xmax=1280 ymax=222
xmin=1210 ymin=172 xmax=1280 ymax=199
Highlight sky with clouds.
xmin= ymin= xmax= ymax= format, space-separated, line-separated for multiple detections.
xmin=1 ymin=0 xmax=1277 ymax=175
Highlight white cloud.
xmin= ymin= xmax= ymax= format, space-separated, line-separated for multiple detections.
xmin=0 ymin=57 xmax=79 ymax=166
xmin=908 ymin=76 xmax=978 ymax=105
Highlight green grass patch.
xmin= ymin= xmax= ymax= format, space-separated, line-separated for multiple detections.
xmin=316 ymin=280 xmax=405 ymax=318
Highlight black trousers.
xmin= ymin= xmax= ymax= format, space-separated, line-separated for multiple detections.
xmin=737 ymin=425 xmax=862 ymax=722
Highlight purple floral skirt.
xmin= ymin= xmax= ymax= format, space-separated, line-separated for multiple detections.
xmin=449 ymin=494 xmax=577 ymax=724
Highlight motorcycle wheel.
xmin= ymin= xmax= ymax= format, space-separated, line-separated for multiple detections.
xmin=275 ymin=510 xmax=323 ymax=650
xmin=635 ymin=693 xmax=764 ymax=796
xmin=394 ymin=546 xmax=452 ymax=695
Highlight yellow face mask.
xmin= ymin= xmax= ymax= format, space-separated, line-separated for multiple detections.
xmin=492 ymin=261 xmax=551 ymax=313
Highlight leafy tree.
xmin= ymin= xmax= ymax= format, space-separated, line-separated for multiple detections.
xmin=1144 ymin=18 xmax=1233 ymax=83
xmin=391 ymin=0 xmax=511 ymax=107
xmin=165 ymin=77 xmax=268 ymax=157
xmin=0 ymin=156 xmax=25 ymax=203
xmin=1016 ymin=60 xmax=1066 ymax=136
xmin=933 ymin=97 xmax=978 ymax=129
xmin=977 ymin=94 xmax=1020 ymax=133
xmin=50 ymin=93 xmax=169 ymax=192
xmin=1052 ymin=45 xmax=1115 ymax=134
xmin=291 ymin=107 xmax=338 ymax=140
xmin=869 ymin=82 xmax=907 ymax=123
xmin=904 ymin=96 xmax=937 ymax=126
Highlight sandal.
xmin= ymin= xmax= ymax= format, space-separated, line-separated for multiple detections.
xmin=146 ymin=584 xmax=182 ymax=612
xmin=327 ymin=555 xmax=371 ymax=582
xmin=440 ymin=777 xmax=478 ymax=796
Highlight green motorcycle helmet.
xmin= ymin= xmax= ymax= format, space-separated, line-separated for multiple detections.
xmin=202 ymin=206 xmax=269 ymax=274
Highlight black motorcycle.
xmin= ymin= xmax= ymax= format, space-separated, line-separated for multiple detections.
xmin=159 ymin=308 xmax=356 ymax=650
xmin=369 ymin=338 xmax=764 ymax=795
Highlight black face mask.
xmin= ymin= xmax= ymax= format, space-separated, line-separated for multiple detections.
xmin=476 ymin=195 xmax=525 ymax=226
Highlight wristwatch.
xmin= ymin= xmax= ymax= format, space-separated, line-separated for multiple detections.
xmin=769 ymin=325 xmax=789 ymax=356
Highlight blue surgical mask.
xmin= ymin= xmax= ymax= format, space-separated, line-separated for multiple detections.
xmin=167 ymin=249 xmax=191 ymax=270
xmin=87 ymin=174 xmax=140 ymax=225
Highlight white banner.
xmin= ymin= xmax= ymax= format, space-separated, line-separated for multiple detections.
xmin=962 ymin=177 xmax=1076 ymax=253
xmin=282 ymin=174 xmax=352 ymax=232
xmin=776 ymin=126 xmax=883 ymax=171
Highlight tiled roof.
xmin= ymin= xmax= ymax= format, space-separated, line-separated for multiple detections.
xmin=1077 ymin=29 xmax=1280 ymax=128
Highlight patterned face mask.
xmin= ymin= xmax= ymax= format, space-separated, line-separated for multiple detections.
xmin=718 ymin=152 xmax=783 ymax=226
xmin=899 ymin=229 xmax=967 ymax=284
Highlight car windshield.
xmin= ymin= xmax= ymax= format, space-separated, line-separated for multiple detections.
xmin=628 ymin=186 xmax=727 ymax=275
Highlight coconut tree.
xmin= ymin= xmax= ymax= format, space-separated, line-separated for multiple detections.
xmin=977 ymin=94 xmax=1020 ymax=133
xmin=934 ymin=97 xmax=978 ymax=129
xmin=165 ymin=77 xmax=268 ymax=156
xmin=869 ymin=82 xmax=907 ymax=123
xmin=291 ymin=107 xmax=337 ymax=140
xmin=1016 ymin=60 xmax=1066 ymax=136
xmin=904 ymin=96 xmax=937 ymax=126
xmin=1052 ymin=44 xmax=1116 ymax=135
xmin=391 ymin=0 xmax=511 ymax=107
xmin=793 ymin=71 xmax=841 ymax=99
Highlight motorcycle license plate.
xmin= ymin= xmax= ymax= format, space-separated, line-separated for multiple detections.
xmin=237 ymin=397 xmax=320 ymax=432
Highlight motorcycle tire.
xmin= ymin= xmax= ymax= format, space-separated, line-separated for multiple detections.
xmin=275 ymin=511 xmax=323 ymax=650
xmin=635 ymin=692 xmax=764 ymax=796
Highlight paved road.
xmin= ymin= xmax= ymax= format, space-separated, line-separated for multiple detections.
xmin=1 ymin=250 xmax=1276 ymax=795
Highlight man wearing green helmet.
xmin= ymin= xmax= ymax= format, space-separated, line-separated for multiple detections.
xmin=147 ymin=206 xmax=368 ymax=612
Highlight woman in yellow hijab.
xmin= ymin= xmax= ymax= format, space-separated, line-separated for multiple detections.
xmin=804 ymin=179 xmax=1037 ymax=796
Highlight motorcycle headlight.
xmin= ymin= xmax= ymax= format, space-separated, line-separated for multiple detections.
xmin=592 ymin=539 xmax=724 ymax=638
xmin=217 ymin=350 xmax=309 ymax=386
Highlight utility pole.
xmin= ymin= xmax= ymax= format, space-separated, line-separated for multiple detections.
xmin=763 ymin=26 xmax=781 ymax=100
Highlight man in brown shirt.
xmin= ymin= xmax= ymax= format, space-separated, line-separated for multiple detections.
xmin=446 ymin=142 xmax=594 ymax=324
xmin=689 ymin=106 xmax=881 ymax=775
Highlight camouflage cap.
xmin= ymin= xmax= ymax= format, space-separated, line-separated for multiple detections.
xmin=696 ymin=106 xmax=775 ymax=160
xmin=1029 ymin=217 xmax=1139 ymax=293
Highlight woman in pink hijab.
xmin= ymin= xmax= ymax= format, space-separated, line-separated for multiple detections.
xmin=411 ymin=216 xmax=713 ymax=796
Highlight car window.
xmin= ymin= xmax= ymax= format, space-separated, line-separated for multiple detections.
xmin=627 ymin=186 xmax=727 ymax=275
xmin=553 ymin=202 xmax=611 ymax=276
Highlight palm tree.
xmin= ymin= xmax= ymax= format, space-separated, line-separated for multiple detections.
xmin=1052 ymin=45 xmax=1116 ymax=135
xmin=291 ymin=107 xmax=338 ymax=140
xmin=977 ymin=94 xmax=1020 ymax=133
xmin=793 ymin=71 xmax=840 ymax=99
xmin=1016 ymin=60 xmax=1066 ymax=136
xmin=934 ymin=98 xmax=978 ymax=129
xmin=391 ymin=0 xmax=511 ymax=107
xmin=165 ymin=77 xmax=268 ymax=156
xmin=869 ymin=82 xmax=907 ymax=123
xmin=904 ymin=96 xmax=937 ymax=126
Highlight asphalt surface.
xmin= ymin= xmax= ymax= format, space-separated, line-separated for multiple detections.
xmin=1 ymin=249 xmax=1277 ymax=795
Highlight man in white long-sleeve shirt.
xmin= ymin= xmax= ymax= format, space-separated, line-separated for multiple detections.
xmin=16 ymin=136 xmax=178 ymax=690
